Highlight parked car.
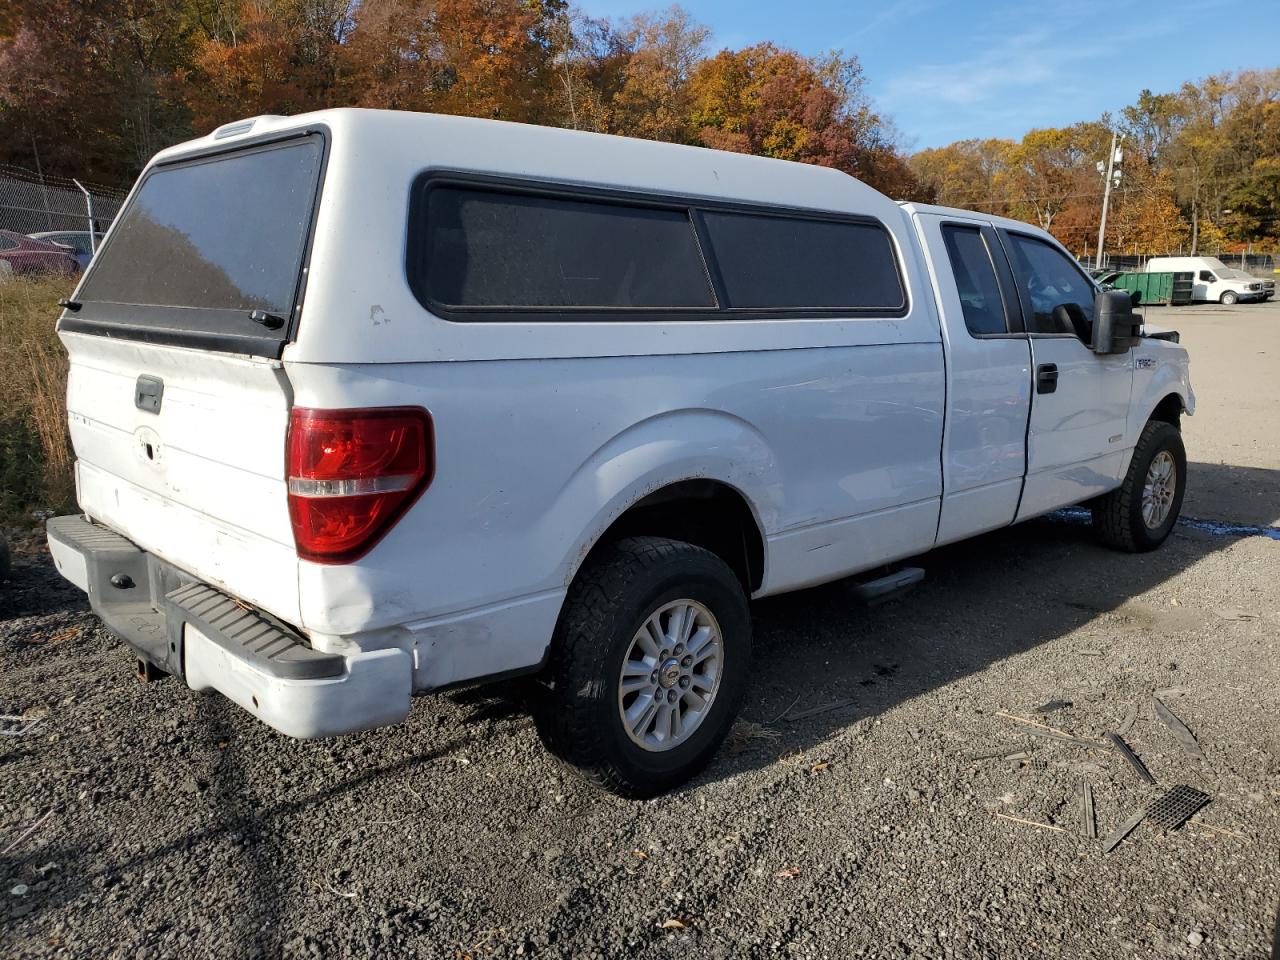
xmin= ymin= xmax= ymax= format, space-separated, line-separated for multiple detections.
xmin=46 ymin=110 xmax=1193 ymax=797
xmin=0 ymin=230 xmax=78 ymax=276
xmin=1214 ymin=264 xmax=1276 ymax=301
xmin=29 ymin=230 xmax=101 ymax=271
xmin=1145 ymin=256 xmax=1273 ymax=304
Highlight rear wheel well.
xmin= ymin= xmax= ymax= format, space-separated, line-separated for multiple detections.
xmin=584 ymin=480 xmax=764 ymax=593
xmin=1150 ymin=393 xmax=1183 ymax=429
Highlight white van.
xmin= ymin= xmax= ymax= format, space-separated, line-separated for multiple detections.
xmin=47 ymin=110 xmax=1193 ymax=796
xmin=1145 ymin=255 xmax=1272 ymax=304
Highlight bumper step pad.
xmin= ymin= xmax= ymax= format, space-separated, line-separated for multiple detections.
xmin=167 ymin=582 xmax=343 ymax=680
xmin=48 ymin=514 xmax=341 ymax=682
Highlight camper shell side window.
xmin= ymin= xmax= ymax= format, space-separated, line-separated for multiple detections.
xmin=406 ymin=175 xmax=908 ymax=323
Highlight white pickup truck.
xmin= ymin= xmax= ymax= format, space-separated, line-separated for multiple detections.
xmin=47 ymin=110 xmax=1193 ymax=797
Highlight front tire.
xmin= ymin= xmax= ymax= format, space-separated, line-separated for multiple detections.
xmin=1220 ymin=290 xmax=1239 ymax=305
xmin=1091 ymin=420 xmax=1186 ymax=552
xmin=534 ymin=536 xmax=751 ymax=798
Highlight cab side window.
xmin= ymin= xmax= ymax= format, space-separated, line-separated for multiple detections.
xmin=1199 ymin=269 xmax=1215 ymax=282
xmin=1005 ymin=233 xmax=1095 ymax=335
xmin=941 ymin=225 xmax=1008 ymax=335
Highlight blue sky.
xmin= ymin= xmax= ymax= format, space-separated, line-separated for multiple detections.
xmin=575 ymin=0 xmax=1277 ymax=149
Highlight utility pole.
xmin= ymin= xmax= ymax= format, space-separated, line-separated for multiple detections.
xmin=1095 ymin=132 xmax=1123 ymax=270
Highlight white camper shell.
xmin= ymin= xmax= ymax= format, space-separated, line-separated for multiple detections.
xmin=48 ymin=110 xmax=1193 ymax=796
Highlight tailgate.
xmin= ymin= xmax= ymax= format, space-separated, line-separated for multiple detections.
xmin=65 ymin=334 xmax=301 ymax=624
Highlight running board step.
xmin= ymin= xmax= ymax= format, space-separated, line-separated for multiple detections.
xmin=848 ymin=567 xmax=925 ymax=606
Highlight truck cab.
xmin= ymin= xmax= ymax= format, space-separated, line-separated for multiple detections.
xmin=904 ymin=204 xmax=1167 ymax=533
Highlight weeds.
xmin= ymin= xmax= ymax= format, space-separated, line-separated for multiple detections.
xmin=0 ymin=276 xmax=76 ymax=522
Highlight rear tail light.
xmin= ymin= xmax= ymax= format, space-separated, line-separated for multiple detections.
xmin=286 ymin=407 xmax=433 ymax=564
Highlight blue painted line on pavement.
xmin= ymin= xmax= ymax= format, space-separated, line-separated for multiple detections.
xmin=1048 ymin=507 xmax=1280 ymax=541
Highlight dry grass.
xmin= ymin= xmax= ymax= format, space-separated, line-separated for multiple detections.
xmin=0 ymin=275 xmax=76 ymax=522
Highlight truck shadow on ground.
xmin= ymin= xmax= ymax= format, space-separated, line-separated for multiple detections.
xmin=702 ymin=460 xmax=1280 ymax=787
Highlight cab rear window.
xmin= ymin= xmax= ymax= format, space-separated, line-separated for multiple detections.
xmin=67 ymin=135 xmax=324 ymax=355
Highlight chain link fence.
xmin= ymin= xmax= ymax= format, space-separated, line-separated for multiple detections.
xmin=0 ymin=164 xmax=127 ymax=238
xmin=1098 ymin=252 xmax=1278 ymax=277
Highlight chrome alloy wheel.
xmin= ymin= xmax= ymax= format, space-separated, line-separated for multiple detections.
xmin=617 ymin=600 xmax=723 ymax=752
xmin=1142 ymin=450 xmax=1177 ymax=529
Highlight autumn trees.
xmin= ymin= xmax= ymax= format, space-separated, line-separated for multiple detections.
xmin=909 ymin=138 xmax=1014 ymax=213
xmin=1 ymin=1 xmax=1276 ymax=254
xmin=0 ymin=0 xmax=196 ymax=180
xmin=0 ymin=1 xmax=925 ymax=199
xmin=910 ymin=70 xmax=1280 ymax=257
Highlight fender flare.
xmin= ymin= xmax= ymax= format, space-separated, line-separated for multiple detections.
xmin=539 ymin=408 xmax=779 ymax=590
xmin=1130 ymin=363 xmax=1193 ymax=433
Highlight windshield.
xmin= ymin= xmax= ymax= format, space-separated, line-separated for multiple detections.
xmin=70 ymin=135 xmax=323 ymax=354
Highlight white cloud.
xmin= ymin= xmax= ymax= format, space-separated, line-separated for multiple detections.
xmin=843 ymin=0 xmax=934 ymax=41
xmin=879 ymin=24 xmax=1125 ymax=111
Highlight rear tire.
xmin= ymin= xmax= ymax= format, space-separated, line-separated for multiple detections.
xmin=1091 ymin=420 xmax=1186 ymax=552
xmin=1220 ymin=290 xmax=1239 ymax=305
xmin=534 ymin=536 xmax=751 ymax=798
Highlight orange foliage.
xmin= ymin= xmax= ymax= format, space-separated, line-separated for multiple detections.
xmin=339 ymin=0 xmax=560 ymax=121
xmin=181 ymin=5 xmax=330 ymax=132
xmin=687 ymin=44 xmax=927 ymax=197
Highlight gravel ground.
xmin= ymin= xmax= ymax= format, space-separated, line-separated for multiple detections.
xmin=3 ymin=300 xmax=1279 ymax=959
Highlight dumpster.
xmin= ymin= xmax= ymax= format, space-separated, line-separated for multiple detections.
xmin=1110 ymin=271 xmax=1192 ymax=306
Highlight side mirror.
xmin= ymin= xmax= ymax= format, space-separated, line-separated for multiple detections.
xmin=1092 ymin=289 xmax=1141 ymax=354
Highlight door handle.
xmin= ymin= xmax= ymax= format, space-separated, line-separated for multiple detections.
xmin=1036 ymin=363 xmax=1058 ymax=395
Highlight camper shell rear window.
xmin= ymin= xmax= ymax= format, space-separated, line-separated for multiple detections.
xmin=408 ymin=176 xmax=906 ymax=322
xmin=63 ymin=133 xmax=325 ymax=357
